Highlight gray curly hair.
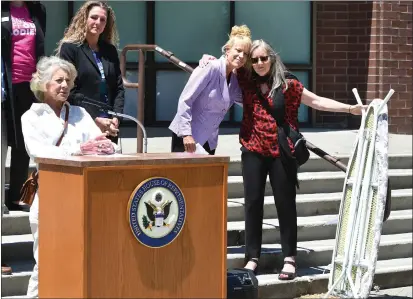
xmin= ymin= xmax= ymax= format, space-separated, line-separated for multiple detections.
xmin=30 ymin=56 xmax=77 ymax=102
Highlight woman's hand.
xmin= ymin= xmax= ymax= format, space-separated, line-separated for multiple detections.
xmin=80 ymin=134 xmax=115 ymax=155
xmin=95 ymin=117 xmax=119 ymax=137
xmin=349 ymin=104 xmax=368 ymax=115
xmin=199 ymin=54 xmax=217 ymax=68
xmin=183 ymin=135 xmax=196 ymax=153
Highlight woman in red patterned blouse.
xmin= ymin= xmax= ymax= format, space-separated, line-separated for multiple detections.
xmin=237 ymin=40 xmax=366 ymax=280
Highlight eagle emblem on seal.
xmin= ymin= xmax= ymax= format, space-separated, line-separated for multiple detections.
xmin=143 ymin=190 xmax=175 ymax=229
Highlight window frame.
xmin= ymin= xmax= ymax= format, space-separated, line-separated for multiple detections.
xmin=67 ymin=1 xmax=314 ymax=127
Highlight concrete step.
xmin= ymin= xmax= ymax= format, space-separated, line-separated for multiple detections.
xmin=227 ymin=169 xmax=412 ymax=198
xmin=227 ymin=154 xmax=413 ymax=176
xmin=2 ymin=234 xmax=34 ymax=262
xmin=227 ymin=209 xmax=412 ymax=246
xmin=4 ymin=189 xmax=411 ymax=236
xmin=5 ymin=154 xmax=412 ymax=184
xmin=367 ymin=286 xmax=413 ymax=298
xmin=2 ymin=211 xmax=30 ymax=236
xmin=2 ymin=257 xmax=411 ymax=298
xmin=4 ymin=209 xmax=412 ymax=262
xmin=227 ymin=233 xmax=413 ymax=271
xmin=1 ymin=260 xmax=34 ymax=297
xmin=257 ymin=257 xmax=413 ymax=299
xmin=4 ymin=210 xmax=411 ymax=261
xmin=228 ymin=188 xmax=412 ymax=222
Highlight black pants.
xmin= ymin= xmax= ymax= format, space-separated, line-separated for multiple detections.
xmin=171 ymin=132 xmax=215 ymax=155
xmin=6 ymin=82 xmax=35 ymax=206
xmin=242 ymin=148 xmax=297 ymax=260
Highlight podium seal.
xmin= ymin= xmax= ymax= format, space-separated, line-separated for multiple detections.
xmin=127 ymin=177 xmax=186 ymax=248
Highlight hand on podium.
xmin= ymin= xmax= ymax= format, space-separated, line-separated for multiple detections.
xmin=80 ymin=134 xmax=115 ymax=155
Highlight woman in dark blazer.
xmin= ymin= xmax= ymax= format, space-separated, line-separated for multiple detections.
xmin=57 ymin=1 xmax=124 ymax=142
xmin=1 ymin=1 xmax=46 ymax=211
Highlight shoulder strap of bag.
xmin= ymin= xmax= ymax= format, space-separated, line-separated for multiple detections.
xmin=255 ymin=85 xmax=285 ymax=125
xmin=56 ymin=102 xmax=70 ymax=147
xmin=255 ymin=72 xmax=299 ymax=126
xmin=21 ymin=103 xmax=70 ymax=201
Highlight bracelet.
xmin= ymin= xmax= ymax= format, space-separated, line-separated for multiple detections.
xmin=348 ymin=105 xmax=352 ymax=114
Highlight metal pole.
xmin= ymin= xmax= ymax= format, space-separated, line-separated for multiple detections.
xmin=305 ymin=141 xmax=347 ymax=172
xmin=137 ymin=50 xmax=145 ymax=153
xmin=119 ymin=43 xmax=353 ymax=171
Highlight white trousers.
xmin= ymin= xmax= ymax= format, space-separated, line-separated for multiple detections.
xmin=26 ymin=193 xmax=39 ymax=298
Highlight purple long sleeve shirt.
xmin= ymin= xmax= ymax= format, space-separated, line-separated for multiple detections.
xmin=169 ymin=56 xmax=242 ymax=150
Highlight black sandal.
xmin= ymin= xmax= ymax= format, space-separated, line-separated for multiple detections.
xmin=244 ymin=259 xmax=259 ymax=275
xmin=8 ymin=202 xmax=30 ymax=212
xmin=278 ymin=260 xmax=296 ymax=280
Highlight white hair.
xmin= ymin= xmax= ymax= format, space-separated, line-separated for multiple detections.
xmin=30 ymin=56 xmax=77 ymax=102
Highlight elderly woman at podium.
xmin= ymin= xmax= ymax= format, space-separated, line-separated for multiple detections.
xmin=21 ymin=56 xmax=117 ymax=298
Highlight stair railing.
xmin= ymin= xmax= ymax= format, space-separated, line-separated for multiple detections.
xmin=119 ymin=44 xmax=194 ymax=153
xmin=119 ymin=44 xmax=348 ymax=173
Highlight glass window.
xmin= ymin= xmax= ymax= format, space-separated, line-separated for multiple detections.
xmin=108 ymin=2 xmax=146 ymax=61
xmin=73 ymin=1 xmax=146 ymax=61
xmin=156 ymin=71 xmax=191 ymax=121
xmin=73 ymin=1 xmax=83 ymax=14
xmin=155 ymin=2 xmax=229 ymax=63
xmin=123 ymin=71 xmax=139 ymax=119
xmin=42 ymin=1 xmax=68 ymax=55
xmin=235 ymin=2 xmax=311 ymax=64
xmin=233 ymin=71 xmax=309 ymax=123
xmin=294 ymin=71 xmax=309 ymax=123
xmin=233 ymin=101 xmax=243 ymax=122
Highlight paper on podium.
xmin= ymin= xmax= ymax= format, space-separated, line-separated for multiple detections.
xmin=195 ymin=143 xmax=209 ymax=155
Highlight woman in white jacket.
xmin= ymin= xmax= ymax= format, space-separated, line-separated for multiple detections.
xmin=21 ymin=56 xmax=117 ymax=298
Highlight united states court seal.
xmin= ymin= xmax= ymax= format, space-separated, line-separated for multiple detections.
xmin=127 ymin=177 xmax=186 ymax=248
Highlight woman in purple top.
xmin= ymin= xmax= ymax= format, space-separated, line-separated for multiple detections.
xmin=169 ymin=25 xmax=252 ymax=154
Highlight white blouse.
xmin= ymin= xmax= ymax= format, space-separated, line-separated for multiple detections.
xmin=21 ymin=102 xmax=109 ymax=162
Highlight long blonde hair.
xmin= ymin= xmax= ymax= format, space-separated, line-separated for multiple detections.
xmin=55 ymin=1 xmax=119 ymax=54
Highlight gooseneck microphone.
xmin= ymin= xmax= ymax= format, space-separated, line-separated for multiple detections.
xmin=80 ymin=98 xmax=148 ymax=153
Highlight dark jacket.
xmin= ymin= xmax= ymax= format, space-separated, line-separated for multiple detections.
xmin=59 ymin=41 xmax=125 ymax=120
xmin=1 ymin=1 xmax=46 ymax=148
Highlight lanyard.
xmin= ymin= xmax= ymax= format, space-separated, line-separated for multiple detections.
xmin=92 ymin=50 xmax=106 ymax=80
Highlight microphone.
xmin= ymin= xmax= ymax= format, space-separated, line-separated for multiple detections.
xmin=81 ymin=98 xmax=148 ymax=153
xmin=79 ymin=97 xmax=115 ymax=113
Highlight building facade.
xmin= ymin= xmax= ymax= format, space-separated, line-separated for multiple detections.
xmin=42 ymin=1 xmax=412 ymax=133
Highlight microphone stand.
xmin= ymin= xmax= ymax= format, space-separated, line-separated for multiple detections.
xmin=107 ymin=111 xmax=148 ymax=153
xmin=81 ymin=99 xmax=148 ymax=153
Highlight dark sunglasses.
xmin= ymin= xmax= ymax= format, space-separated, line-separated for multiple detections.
xmin=251 ymin=56 xmax=269 ymax=64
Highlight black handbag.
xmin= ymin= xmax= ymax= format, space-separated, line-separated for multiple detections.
xmin=227 ymin=268 xmax=258 ymax=299
xmin=255 ymin=74 xmax=310 ymax=168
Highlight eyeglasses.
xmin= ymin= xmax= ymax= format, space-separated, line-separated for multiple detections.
xmin=251 ymin=56 xmax=269 ymax=64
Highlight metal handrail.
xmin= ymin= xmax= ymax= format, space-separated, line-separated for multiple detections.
xmin=120 ymin=44 xmax=194 ymax=152
xmin=119 ymin=44 xmax=349 ymax=173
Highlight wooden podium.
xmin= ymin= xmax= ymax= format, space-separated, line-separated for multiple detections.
xmin=36 ymin=153 xmax=229 ymax=298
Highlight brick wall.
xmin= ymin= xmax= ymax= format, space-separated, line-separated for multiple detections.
xmin=315 ymin=1 xmax=412 ymax=134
